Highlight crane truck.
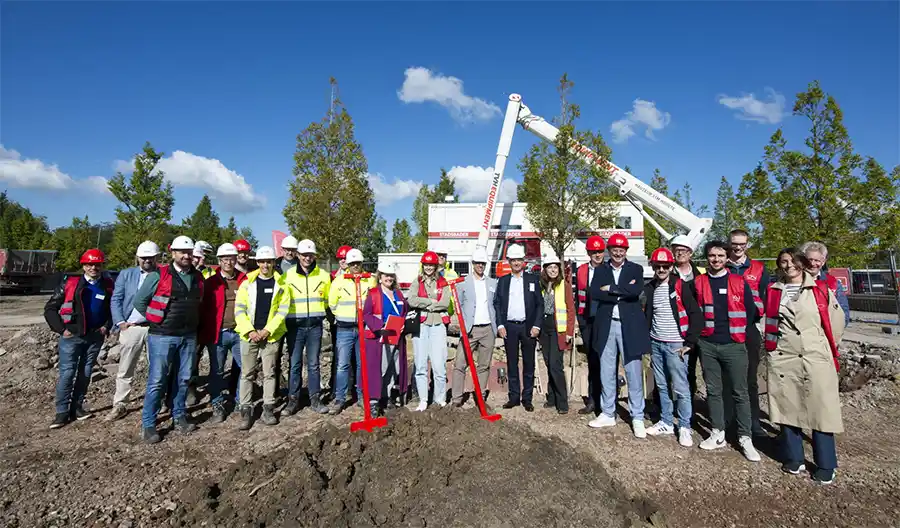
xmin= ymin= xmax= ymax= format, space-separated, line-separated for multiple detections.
xmin=478 ymin=93 xmax=713 ymax=277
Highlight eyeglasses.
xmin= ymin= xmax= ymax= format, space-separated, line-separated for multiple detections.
xmin=652 ymin=264 xmax=673 ymax=271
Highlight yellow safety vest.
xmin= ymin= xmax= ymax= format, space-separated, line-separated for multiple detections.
xmin=199 ymin=266 xmax=215 ymax=279
xmin=234 ymin=270 xmax=291 ymax=343
xmin=541 ymin=281 xmax=568 ymax=333
xmin=328 ymin=275 xmax=376 ymax=324
xmin=280 ymin=265 xmax=330 ymax=320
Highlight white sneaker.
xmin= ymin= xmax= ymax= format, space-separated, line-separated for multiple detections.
xmin=632 ymin=419 xmax=647 ymax=439
xmin=699 ymin=429 xmax=727 ymax=450
xmin=588 ymin=414 xmax=616 ymax=428
xmin=678 ymin=428 xmax=693 ymax=447
xmin=646 ymin=422 xmax=674 ymax=436
xmin=415 ymin=402 xmax=427 ymax=412
xmin=434 ymin=401 xmax=447 ymax=408
xmin=739 ymin=435 xmax=761 ymax=462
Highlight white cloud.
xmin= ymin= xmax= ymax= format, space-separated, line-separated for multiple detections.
xmin=367 ymin=173 xmax=423 ymax=206
xmin=446 ymin=165 xmax=518 ymax=203
xmin=114 ymin=151 xmax=267 ymax=213
xmin=717 ymin=88 xmax=786 ymax=124
xmin=0 ymin=145 xmax=111 ymax=194
xmin=610 ymin=99 xmax=672 ymax=144
xmin=397 ymin=66 xmax=501 ymax=124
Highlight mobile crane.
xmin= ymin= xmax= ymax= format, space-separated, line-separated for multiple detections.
xmin=478 ymin=94 xmax=713 ymax=276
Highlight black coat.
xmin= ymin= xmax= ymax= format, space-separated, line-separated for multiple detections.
xmin=493 ymin=272 xmax=544 ymax=331
xmin=590 ymin=260 xmax=650 ymax=360
xmin=642 ymin=275 xmax=703 ymax=346
xmin=44 ymin=275 xmax=114 ymax=336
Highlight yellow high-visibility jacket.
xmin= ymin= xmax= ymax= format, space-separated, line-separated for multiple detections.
xmin=234 ymin=270 xmax=290 ymax=343
xmin=328 ymin=275 xmax=376 ymax=325
xmin=280 ymin=264 xmax=330 ymax=320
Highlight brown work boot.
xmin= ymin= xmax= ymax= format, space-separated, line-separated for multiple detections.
xmin=261 ymin=405 xmax=279 ymax=426
xmin=238 ymin=406 xmax=253 ymax=431
xmin=105 ymin=403 xmax=128 ymax=421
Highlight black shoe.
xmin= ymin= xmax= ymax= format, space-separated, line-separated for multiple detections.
xmin=812 ymin=468 xmax=835 ymax=485
xmin=558 ymin=409 xmax=569 ymax=415
xmin=239 ymin=406 xmax=253 ymax=430
xmin=284 ymin=396 xmax=301 ymax=416
xmin=781 ymin=461 xmax=806 ymax=475
xmin=142 ymin=427 xmax=161 ymax=444
xmin=50 ymin=412 xmax=69 ymax=429
xmin=73 ymin=406 xmax=93 ymax=421
xmin=452 ymin=400 xmax=464 ymax=408
xmin=577 ymin=403 xmax=595 ymax=415
xmin=328 ymin=400 xmax=344 ymax=416
xmin=523 ymin=403 xmax=534 ymax=412
xmin=310 ymin=395 xmax=328 ymax=414
xmin=208 ymin=402 xmax=227 ymax=424
xmin=175 ymin=416 xmax=197 ymax=434
xmin=543 ymin=401 xmax=555 ymax=409
xmin=261 ymin=405 xmax=279 ymax=426
xmin=502 ymin=401 xmax=520 ymax=409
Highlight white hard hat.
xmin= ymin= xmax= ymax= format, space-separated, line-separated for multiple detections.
xmin=281 ymin=235 xmax=299 ymax=249
xmin=506 ymin=244 xmax=525 ymax=260
xmin=297 ymin=239 xmax=316 ymax=254
xmin=136 ymin=241 xmax=160 ymax=258
xmin=670 ymin=235 xmax=693 ymax=250
xmin=195 ymin=240 xmax=213 ymax=253
xmin=171 ymin=235 xmax=194 ymax=251
xmin=217 ymin=243 xmax=238 ymax=257
xmin=542 ymin=251 xmax=561 ymax=266
xmin=345 ymin=248 xmax=364 ymax=264
xmin=378 ymin=261 xmax=396 ymax=274
xmin=192 ymin=246 xmax=205 ymax=257
xmin=471 ymin=249 xmax=489 ymax=263
xmin=254 ymin=246 xmax=277 ymax=260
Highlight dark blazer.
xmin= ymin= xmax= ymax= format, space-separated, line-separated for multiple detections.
xmin=493 ymin=272 xmax=544 ymax=332
xmin=590 ymin=260 xmax=650 ymax=360
xmin=643 ymin=275 xmax=703 ymax=347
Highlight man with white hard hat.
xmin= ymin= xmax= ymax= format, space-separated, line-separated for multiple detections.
xmin=105 ymin=241 xmax=161 ymax=421
xmin=133 ymin=235 xmax=206 ymax=444
xmin=193 ymin=241 xmax=215 ymax=279
xmin=450 ymin=249 xmax=498 ymax=409
xmin=669 ymin=235 xmax=706 ymax=398
xmin=276 ymin=235 xmax=299 ymax=275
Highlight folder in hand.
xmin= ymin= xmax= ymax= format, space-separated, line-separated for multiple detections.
xmin=382 ymin=314 xmax=405 ymax=345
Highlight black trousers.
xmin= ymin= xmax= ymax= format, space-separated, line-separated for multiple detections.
xmin=504 ymin=321 xmax=537 ymax=405
xmin=540 ymin=315 xmax=569 ymax=411
xmin=580 ymin=322 xmax=600 ymax=408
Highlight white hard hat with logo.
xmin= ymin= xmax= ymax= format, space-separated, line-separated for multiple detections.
xmin=378 ymin=260 xmax=397 ymax=274
xmin=471 ymin=249 xmax=489 ymax=263
xmin=281 ymin=235 xmax=298 ymax=249
xmin=297 ymin=239 xmax=317 ymax=254
xmin=542 ymin=250 xmax=561 ymax=266
xmin=217 ymin=243 xmax=238 ymax=257
xmin=506 ymin=244 xmax=525 ymax=260
xmin=345 ymin=248 xmax=364 ymax=264
xmin=254 ymin=246 xmax=277 ymax=260
xmin=670 ymin=235 xmax=693 ymax=250
xmin=136 ymin=241 xmax=160 ymax=258
xmin=171 ymin=235 xmax=194 ymax=251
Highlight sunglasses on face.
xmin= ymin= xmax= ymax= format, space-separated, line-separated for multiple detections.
xmin=652 ymin=264 xmax=673 ymax=271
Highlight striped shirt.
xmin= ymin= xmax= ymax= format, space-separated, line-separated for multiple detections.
xmin=781 ymin=283 xmax=802 ymax=304
xmin=650 ymin=283 xmax=683 ymax=343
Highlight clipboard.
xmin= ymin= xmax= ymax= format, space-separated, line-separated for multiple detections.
xmin=382 ymin=314 xmax=404 ymax=346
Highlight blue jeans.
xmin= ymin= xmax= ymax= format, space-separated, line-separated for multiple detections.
xmin=54 ymin=331 xmax=104 ymax=414
xmin=287 ymin=322 xmax=323 ymax=399
xmin=334 ymin=326 xmax=361 ymax=403
xmin=599 ymin=320 xmax=644 ymax=420
xmin=414 ymin=323 xmax=449 ymax=405
xmin=209 ymin=329 xmax=241 ymax=406
xmin=780 ymin=425 xmax=838 ymax=470
xmin=650 ymin=339 xmax=692 ymax=429
xmin=141 ymin=334 xmax=196 ymax=428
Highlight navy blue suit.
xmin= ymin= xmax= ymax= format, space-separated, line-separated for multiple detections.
xmin=494 ymin=272 xmax=544 ymax=405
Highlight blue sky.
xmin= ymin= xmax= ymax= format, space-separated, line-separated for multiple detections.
xmin=2 ymin=1 xmax=898 ymax=248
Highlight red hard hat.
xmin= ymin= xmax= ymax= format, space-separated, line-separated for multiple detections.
xmin=650 ymin=247 xmax=674 ymax=264
xmin=336 ymin=245 xmax=351 ymax=259
xmin=607 ymin=233 xmax=629 ymax=249
xmin=586 ymin=235 xmax=606 ymax=253
xmin=421 ymin=251 xmax=439 ymax=265
xmin=80 ymin=249 xmax=105 ymax=264
xmin=234 ymin=239 xmax=251 ymax=252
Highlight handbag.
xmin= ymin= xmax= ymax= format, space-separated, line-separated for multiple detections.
xmin=403 ymin=308 xmax=421 ymax=337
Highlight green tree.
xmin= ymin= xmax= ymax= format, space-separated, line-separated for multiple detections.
xmin=432 ymin=168 xmax=458 ymax=203
xmin=283 ymin=77 xmax=375 ymax=268
xmin=411 ymin=185 xmax=431 ymax=251
xmin=0 ymin=192 xmax=53 ymax=249
xmin=52 ymin=216 xmax=96 ymax=272
xmin=517 ymin=73 xmax=619 ymax=261
xmin=672 ymin=182 xmax=709 ymax=216
xmin=220 ymin=216 xmax=240 ymax=244
xmin=850 ymin=161 xmax=900 ymax=252
xmin=390 ymin=218 xmax=415 ymax=252
xmin=358 ymin=215 xmax=388 ymax=260
xmin=238 ymin=226 xmax=258 ymax=249
xmin=181 ymin=194 xmax=221 ymax=247
xmin=107 ymin=142 xmax=175 ymax=269
xmin=709 ymin=176 xmax=741 ymax=241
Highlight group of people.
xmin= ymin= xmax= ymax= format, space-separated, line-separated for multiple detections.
xmin=44 ymin=228 xmax=849 ymax=484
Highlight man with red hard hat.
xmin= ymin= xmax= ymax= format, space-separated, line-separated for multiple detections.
xmin=575 ymin=235 xmax=606 ymax=415
xmin=588 ymin=233 xmax=651 ymax=438
xmin=332 ymin=245 xmax=352 ymax=280
xmin=44 ymin=249 xmax=114 ymax=429
xmin=234 ymin=239 xmax=257 ymax=275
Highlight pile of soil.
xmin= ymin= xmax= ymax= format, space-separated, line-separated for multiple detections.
xmin=839 ymin=343 xmax=900 ymax=392
xmin=0 ymin=326 xmax=61 ymax=397
xmin=175 ymin=410 xmax=664 ymax=528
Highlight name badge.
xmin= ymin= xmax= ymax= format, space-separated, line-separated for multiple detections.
xmin=669 ymin=291 xmax=677 ymax=299
xmin=264 ymin=288 xmax=274 ymax=293
xmin=529 ymin=283 xmax=535 ymax=292
xmin=95 ymin=294 xmax=106 ymax=300
xmin=718 ymin=288 xmax=727 ymax=295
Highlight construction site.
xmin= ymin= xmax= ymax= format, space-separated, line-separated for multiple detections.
xmin=0 ymin=292 xmax=898 ymax=527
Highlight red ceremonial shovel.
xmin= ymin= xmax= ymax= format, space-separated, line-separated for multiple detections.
xmin=347 ymin=272 xmax=389 ymax=433
xmin=448 ymin=277 xmax=501 ymax=422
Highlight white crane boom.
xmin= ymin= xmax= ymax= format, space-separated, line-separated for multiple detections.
xmin=476 ymin=94 xmax=713 ymax=254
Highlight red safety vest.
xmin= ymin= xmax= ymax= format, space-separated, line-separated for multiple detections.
xmin=736 ymin=259 xmax=765 ymax=313
xmin=417 ymin=276 xmax=450 ymax=325
xmin=59 ymin=275 xmax=114 ymax=332
xmin=672 ymin=279 xmax=690 ymax=338
xmin=824 ymin=274 xmax=838 ymax=293
xmin=363 ymin=287 xmax=406 ymax=339
xmin=764 ymin=281 xmax=840 ymax=371
xmin=146 ymin=266 xmax=204 ymax=324
xmin=694 ymin=273 xmax=748 ymax=343
xmin=576 ymin=263 xmax=590 ymax=315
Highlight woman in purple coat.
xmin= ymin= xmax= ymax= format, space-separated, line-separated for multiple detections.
xmin=362 ymin=261 xmax=409 ymax=416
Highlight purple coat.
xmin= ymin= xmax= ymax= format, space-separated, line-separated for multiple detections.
xmin=362 ymin=286 xmax=409 ymax=398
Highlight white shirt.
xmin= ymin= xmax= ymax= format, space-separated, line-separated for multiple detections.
xmin=507 ymin=273 xmax=526 ymax=322
xmin=610 ymin=263 xmax=623 ymax=319
xmin=472 ymin=275 xmax=491 ymax=325
xmin=126 ymin=270 xmax=150 ymax=324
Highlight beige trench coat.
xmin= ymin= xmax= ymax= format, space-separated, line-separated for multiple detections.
xmin=767 ymin=273 xmax=846 ymax=433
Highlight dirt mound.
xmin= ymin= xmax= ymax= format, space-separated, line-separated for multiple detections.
xmin=0 ymin=325 xmax=61 ymax=397
xmin=175 ymin=410 xmax=664 ymax=528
